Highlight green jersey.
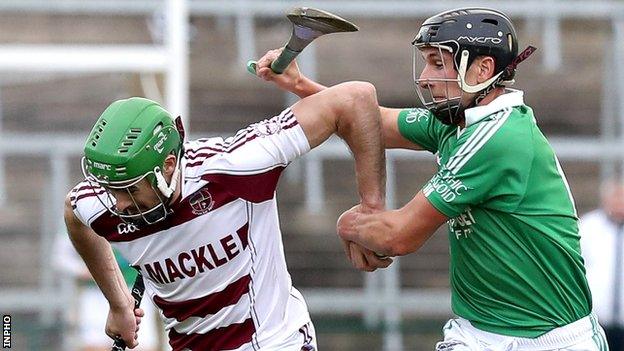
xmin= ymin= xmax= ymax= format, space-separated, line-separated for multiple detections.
xmin=397 ymin=91 xmax=591 ymax=338
xmin=83 ymin=249 xmax=137 ymax=287
xmin=114 ymin=249 xmax=138 ymax=287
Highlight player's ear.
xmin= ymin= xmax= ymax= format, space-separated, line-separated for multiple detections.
xmin=163 ymin=154 xmax=177 ymax=177
xmin=476 ymin=56 xmax=496 ymax=82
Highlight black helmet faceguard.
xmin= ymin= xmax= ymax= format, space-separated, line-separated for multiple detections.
xmin=413 ymin=7 xmax=519 ymax=125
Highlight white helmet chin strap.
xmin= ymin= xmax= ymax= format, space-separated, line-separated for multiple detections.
xmin=154 ymin=152 xmax=181 ymax=200
xmin=457 ymin=49 xmax=505 ymax=94
xmin=154 ymin=165 xmax=179 ymax=199
xmin=154 ymin=144 xmax=184 ymax=199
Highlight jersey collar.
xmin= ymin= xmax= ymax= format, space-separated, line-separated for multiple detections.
xmin=464 ymin=89 xmax=524 ymax=128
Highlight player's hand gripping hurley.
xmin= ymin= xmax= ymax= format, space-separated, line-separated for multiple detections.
xmin=111 ymin=272 xmax=145 ymax=351
xmin=247 ymin=7 xmax=358 ymax=75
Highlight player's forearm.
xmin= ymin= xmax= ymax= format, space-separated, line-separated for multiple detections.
xmin=335 ymin=85 xmax=386 ymax=208
xmin=293 ymin=75 xmax=327 ymax=98
xmin=65 ymin=208 xmax=131 ymax=309
xmin=70 ymin=233 xmax=132 ymax=309
xmin=295 ymin=81 xmax=385 ymax=207
xmin=97 ymin=260 xmax=132 ymax=311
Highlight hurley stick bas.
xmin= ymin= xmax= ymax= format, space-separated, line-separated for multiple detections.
xmin=247 ymin=7 xmax=358 ymax=75
xmin=111 ymin=271 xmax=145 ymax=351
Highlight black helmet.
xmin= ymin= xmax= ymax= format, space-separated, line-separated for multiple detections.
xmin=413 ymin=8 xmax=520 ymax=124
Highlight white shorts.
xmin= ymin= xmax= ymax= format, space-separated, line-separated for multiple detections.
xmin=436 ymin=313 xmax=608 ymax=351
xmin=257 ymin=320 xmax=317 ymax=351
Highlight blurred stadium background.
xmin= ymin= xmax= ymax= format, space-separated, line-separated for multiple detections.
xmin=0 ymin=0 xmax=623 ymax=350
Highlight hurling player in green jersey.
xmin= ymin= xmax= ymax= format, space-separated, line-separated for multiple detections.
xmin=254 ymin=6 xmax=608 ymax=351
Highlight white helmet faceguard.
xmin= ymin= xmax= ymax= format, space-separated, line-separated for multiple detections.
xmin=81 ymin=155 xmax=181 ymax=228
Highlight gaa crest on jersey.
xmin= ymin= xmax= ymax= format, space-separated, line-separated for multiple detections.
xmin=189 ymin=188 xmax=214 ymax=215
xmin=253 ymin=120 xmax=282 ymax=137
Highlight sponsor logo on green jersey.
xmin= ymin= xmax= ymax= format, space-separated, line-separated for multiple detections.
xmin=423 ymin=168 xmax=468 ymax=202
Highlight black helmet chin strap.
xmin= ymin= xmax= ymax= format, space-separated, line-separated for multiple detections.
xmin=438 ymin=46 xmax=537 ymax=125
xmin=473 ymin=46 xmax=537 ymax=105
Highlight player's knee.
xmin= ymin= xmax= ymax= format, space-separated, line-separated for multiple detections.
xmin=331 ymin=81 xmax=377 ymax=109
xmin=344 ymin=81 xmax=377 ymax=104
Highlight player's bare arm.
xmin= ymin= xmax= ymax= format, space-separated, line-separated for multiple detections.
xmin=290 ymin=82 xmax=393 ymax=270
xmin=292 ymin=81 xmax=385 ymax=206
xmin=64 ymin=194 xmax=142 ymax=348
xmin=256 ymin=49 xmax=423 ymax=151
xmin=337 ymin=191 xmax=448 ymax=257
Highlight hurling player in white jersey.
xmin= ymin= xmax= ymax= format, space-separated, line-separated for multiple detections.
xmin=64 ymin=85 xmax=392 ymax=350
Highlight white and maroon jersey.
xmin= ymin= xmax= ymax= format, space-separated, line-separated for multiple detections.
xmin=69 ymin=108 xmax=313 ymax=351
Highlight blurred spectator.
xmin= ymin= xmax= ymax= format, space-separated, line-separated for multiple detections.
xmin=53 ymin=232 xmax=164 ymax=351
xmin=580 ymin=180 xmax=624 ymax=350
